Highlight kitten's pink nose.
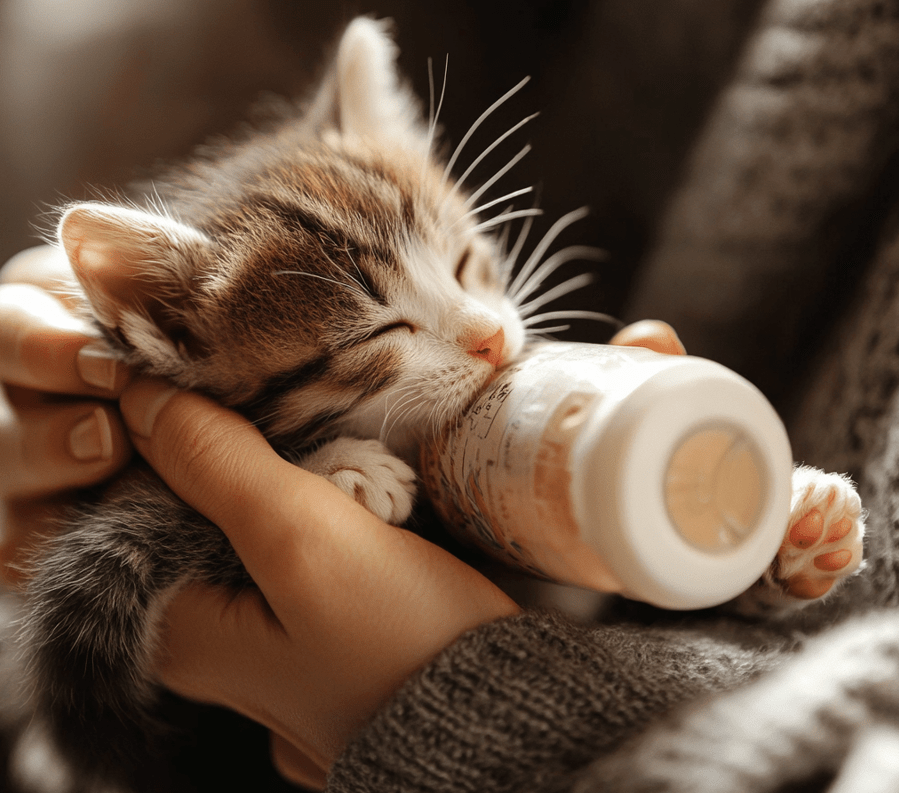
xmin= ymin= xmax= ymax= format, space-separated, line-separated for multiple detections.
xmin=468 ymin=328 xmax=506 ymax=368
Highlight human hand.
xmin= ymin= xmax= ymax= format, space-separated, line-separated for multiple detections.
xmin=610 ymin=319 xmax=686 ymax=356
xmin=0 ymin=246 xmax=132 ymax=586
xmin=117 ymin=378 xmax=521 ymax=789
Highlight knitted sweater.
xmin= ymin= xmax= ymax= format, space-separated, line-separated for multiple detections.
xmin=327 ymin=611 xmax=789 ymax=793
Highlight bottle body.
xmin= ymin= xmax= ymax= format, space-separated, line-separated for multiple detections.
xmin=419 ymin=342 xmax=793 ymax=610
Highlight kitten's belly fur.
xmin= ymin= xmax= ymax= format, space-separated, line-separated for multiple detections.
xmin=21 ymin=464 xmax=246 ymax=784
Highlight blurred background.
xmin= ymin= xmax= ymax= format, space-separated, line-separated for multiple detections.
xmin=0 ymin=0 xmax=765 ymax=343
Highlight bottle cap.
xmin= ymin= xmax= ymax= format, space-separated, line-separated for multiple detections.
xmin=572 ymin=357 xmax=792 ymax=609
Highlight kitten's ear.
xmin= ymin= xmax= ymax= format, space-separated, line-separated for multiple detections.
xmin=307 ymin=17 xmax=428 ymax=152
xmin=59 ymin=203 xmax=211 ymax=359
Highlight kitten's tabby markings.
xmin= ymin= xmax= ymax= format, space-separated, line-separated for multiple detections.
xmin=17 ymin=18 xmax=575 ymax=788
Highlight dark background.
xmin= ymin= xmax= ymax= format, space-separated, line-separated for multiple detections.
xmin=0 ymin=0 xmax=765 ymax=338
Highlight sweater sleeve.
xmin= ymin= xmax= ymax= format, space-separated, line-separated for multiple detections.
xmin=325 ymin=610 xmax=777 ymax=793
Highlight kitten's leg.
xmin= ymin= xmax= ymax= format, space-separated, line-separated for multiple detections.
xmin=735 ymin=465 xmax=865 ymax=614
xmin=296 ymin=437 xmax=417 ymax=525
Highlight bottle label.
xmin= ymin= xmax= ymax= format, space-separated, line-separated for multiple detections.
xmin=420 ymin=343 xmax=647 ymax=585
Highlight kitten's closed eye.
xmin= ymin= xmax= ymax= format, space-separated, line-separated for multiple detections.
xmin=454 ymin=248 xmax=472 ymax=282
xmin=371 ymin=321 xmax=416 ymax=338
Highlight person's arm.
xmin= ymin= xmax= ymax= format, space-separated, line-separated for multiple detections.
xmin=115 ymin=375 xmax=520 ymax=787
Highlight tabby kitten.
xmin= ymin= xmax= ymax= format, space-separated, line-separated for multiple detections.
xmin=16 ymin=15 xmax=866 ymax=791
xmin=20 ymin=17 xmax=538 ymax=787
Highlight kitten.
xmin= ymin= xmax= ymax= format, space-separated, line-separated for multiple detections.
xmin=13 ymin=15 xmax=865 ymax=791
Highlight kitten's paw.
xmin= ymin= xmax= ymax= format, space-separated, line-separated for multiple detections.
xmin=298 ymin=438 xmax=417 ymax=525
xmin=775 ymin=466 xmax=866 ymax=601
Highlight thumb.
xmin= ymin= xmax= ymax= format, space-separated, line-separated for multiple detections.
xmin=118 ymin=377 xmax=351 ymax=590
xmin=119 ymin=377 xmax=280 ymax=530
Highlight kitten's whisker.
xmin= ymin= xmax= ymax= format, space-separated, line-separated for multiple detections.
xmin=341 ymin=247 xmax=372 ymax=296
xmin=446 ymin=112 xmax=539 ymax=204
xmin=429 ymin=397 xmax=456 ymax=437
xmin=470 ymin=207 xmax=543 ymax=234
xmin=462 ymin=145 xmax=532 ymax=212
xmin=383 ymin=392 xmax=426 ymax=446
xmin=523 ymin=310 xmax=623 ymax=328
xmin=379 ymin=384 xmax=423 ymax=443
xmin=455 ymin=186 xmax=534 ymax=225
xmin=507 ymin=207 xmax=589 ymax=298
xmin=518 ymin=273 xmax=595 ymax=316
xmin=495 ymin=212 xmax=513 ymax=255
xmin=274 ymin=270 xmax=369 ymax=301
xmin=427 ymin=57 xmax=435 ymax=129
xmin=527 ymin=325 xmax=571 ymax=337
xmin=511 ymin=245 xmax=605 ymax=304
xmin=501 ymin=211 xmax=536 ymax=283
xmin=440 ymin=76 xmax=531 ymax=189
xmin=423 ymin=55 xmax=449 ymax=183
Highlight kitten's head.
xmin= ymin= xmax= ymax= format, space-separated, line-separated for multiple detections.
xmin=58 ymin=18 xmax=578 ymax=458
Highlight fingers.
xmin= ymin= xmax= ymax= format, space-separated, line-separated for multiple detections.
xmin=0 ymin=283 xmax=130 ymax=396
xmin=0 ymin=401 xmax=131 ymax=499
xmin=118 ymin=377 xmax=348 ymax=595
xmin=610 ymin=319 xmax=686 ymax=356
xmin=125 ymin=376 xmax=519 ymax=767
xmin=0 ymin=246 xmax=78 ymax=303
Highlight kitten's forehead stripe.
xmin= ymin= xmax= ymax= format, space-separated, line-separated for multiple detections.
xmin=120 ymin=87 xmax=525 ymax=459
xmin=253 ymin=194 xmax=395 ymax=299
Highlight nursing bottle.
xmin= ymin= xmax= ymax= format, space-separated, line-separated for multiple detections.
xmin=419 ymin=342 xmax=792 ymax=610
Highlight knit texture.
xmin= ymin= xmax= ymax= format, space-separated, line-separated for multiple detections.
xmin=626 ymin=0 xmax=899 ymax=402
xmin=327 ymin=611 xmax=783 ymax=793
xmin=576 ymin=610 xmax=899 ymax=793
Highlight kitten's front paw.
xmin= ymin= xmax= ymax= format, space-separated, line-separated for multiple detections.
xmin=775 ymin=466 xmax=865 ymax=601
xmin=298 ymin=438 xmax=416 ymax=525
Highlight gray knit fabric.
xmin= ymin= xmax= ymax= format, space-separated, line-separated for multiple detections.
xmin=576 ymin=610 xmax=899 ymax=793
xmin=327 ymin=612 xmax=786 ymax=793
xmin=625 ymin=0 xmax=899 ymax=402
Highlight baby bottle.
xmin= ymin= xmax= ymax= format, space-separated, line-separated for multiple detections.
xmin=419 ymin=342 xmax=793 ymax=610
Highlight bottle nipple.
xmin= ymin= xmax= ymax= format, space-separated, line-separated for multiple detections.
xmin=664 ymin=425 xmax=765 ymax=552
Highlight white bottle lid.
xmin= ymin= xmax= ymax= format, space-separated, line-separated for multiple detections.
xmin=571 ymin=357 xmax=792 ymax=609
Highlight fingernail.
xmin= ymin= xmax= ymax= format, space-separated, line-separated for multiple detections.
xmin=77 ymin=341 xmax=122 ymax=391
xmin=68 ymin=407 xmax=114 ymax=461
xmin=124 ymin=378 xmax=179 ymax=439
